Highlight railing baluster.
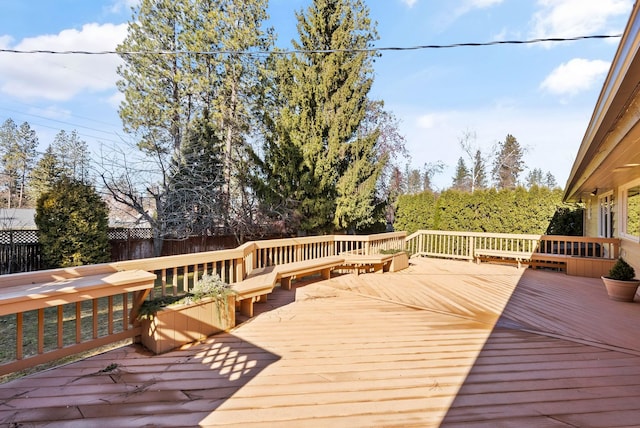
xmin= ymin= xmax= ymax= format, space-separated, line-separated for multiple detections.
xmin=57 ymin=306 xmax=64 ymax=349
xmin=16 ymin=313 xmax=23 ymax=360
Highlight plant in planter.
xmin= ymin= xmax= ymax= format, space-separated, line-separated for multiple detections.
xmin=379 ymin=248 xmax=409 ymax=272
xmin=601 ymin=257 xmax=640 ymax=302
xmin=139 ymin=273 xmax=236 ymax=354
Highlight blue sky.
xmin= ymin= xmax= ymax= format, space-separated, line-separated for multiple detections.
xmin=0 ymin=0 xmax=633 ymax=190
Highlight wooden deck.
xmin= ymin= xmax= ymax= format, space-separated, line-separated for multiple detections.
xmin=2 ymin=257 xmax=640 ymax=427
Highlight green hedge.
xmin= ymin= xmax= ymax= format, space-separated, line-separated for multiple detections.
xmin=394 ymin=187 xmax=582 ymax=236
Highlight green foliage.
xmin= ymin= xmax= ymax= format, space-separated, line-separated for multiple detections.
xmin=28 ymin=145 xmax=64 ymax=205
xmin=115 ymin=0 xmax=274 ymax=240
xmin=0 ymin=119 xmax=39 ymax=208
xmin=451 ymin=157 xmax=471 ymax=191
xmin=379 ymin=248 xmax=406 ymax=255
xmin=138 ymin=273 xmax=235 ymax=319
xmin=492 ymin=134 xmax=525 ymax=189
xmin=393 ymin=191 xmax=437 ymax=234
xmin=394 ymin=187 xmax=581 ymax=235
xmin=164 ymin=120 xmax=225 ymax=237
xmin=260 ymin=0 xmax=381 ymax=234
xmin=35 ymin=176 xmax=110 ymax=268
xmin=545 ymin=205 xmax=583 ymax=235
xmin=607 ymin=257 xmax=636 ymax=281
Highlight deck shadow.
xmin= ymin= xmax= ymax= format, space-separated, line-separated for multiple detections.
xmin=439 ymin=266 xmax=640 ymax=427
xmin=0 ymin=332 xmax=281 ymax=426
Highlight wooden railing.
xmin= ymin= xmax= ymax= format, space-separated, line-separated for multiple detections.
xmin=6 ymin=229 xmax=614 ymax=376
xmin=406 ymin=230 xmax=620 ymax=261
xmin=0 ymin=232 xmax=406 ymax=376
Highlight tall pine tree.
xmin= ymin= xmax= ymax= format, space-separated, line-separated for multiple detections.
xmin=114 ymin=0 xmax=273 ymax=247
xmin=264 ymin=0 xmax=381 ymax=233
xmin=492 ymin=134 xmax=525 ymax=189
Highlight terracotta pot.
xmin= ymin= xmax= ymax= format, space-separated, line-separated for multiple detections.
xmin=601 ymin=277 xmax=640 ymax=302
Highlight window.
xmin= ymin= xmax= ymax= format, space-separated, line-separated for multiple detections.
xmin=620 ymin=180 xmax=640 ymax=241
xmin=598 ymin=193 xmax=614 ymax=238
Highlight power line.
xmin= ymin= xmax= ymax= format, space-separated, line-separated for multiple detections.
xmin=0 ymin=34 xmax=622 ymax=56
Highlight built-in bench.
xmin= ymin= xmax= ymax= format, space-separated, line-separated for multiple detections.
xmin=341 ymin=253 xmax=394 ymax=275
xmin=232 ymin=254 xmax=409 ymax=321
xmin=529 ymin=253 xmax=570 ymax=270
xmin=232 ymin=256 xmax=347 ymax=319
xmin=275 ymin=256 xmax=345 ymax=290
xmin=0 ymin=269 xmax=157 ymax=318
xmin=232 ymin=266 xmax=278 ymax=318
xmin=474 ymin=249 xmax=534 ymax=269
xmin=475 ymin=249 xmax=612 ymax=275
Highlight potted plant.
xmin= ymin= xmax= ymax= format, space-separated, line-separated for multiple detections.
xmin=601 ymin=257 xmax=640 ymax=302
xmin=138 ymin=273 xmax=236 ymax=354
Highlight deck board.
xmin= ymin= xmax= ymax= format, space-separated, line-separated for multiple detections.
xmin=2 ymin=257 xmax=640 ymax=426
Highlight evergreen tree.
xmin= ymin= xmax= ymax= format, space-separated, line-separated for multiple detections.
xmin=52 ymin=130 xmax=91 ymax=183
xmin=393 ymin=190 xmax=437 ymax=234
xmin=35 ymin=176 xmax=110 ymax=268
xmin=114 ymin=0 xmax=273 ymax=245
xmin=473 ymin=149 xmax=488 ymax=190
xmin=264 ymin=0 xmax=380 ymax=233
xmin=0 ymin=119 xmax=20 ymax=208
xmin=406 ymin=168 xmax=423 ymax=194
xmin=163 ymin=121 xmax=225 ymax=238
xmin=452 ymin=157 xmax=471 ymax=191
xmin=0 ymin=119 xmax=39 ymax=208
xmin=545 ymin=171 xmax=558 ymax=189
xmin=29 ymin=145 xmax=64 ymax=203
xmin=526 ymin=168 xmax=545 ymax=188
xmin=492 ymin=134 xmax=525 ymax=189
xmin=15 ymin=122 xmax=39 ymax=207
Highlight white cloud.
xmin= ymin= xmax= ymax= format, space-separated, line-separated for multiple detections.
xmin=417 ymin=113 xmax=450 ymax=129
xmin=531 ymin=0 xmax=632 ymax=39
xmin=435 ymin=0 xmax=504 ymax=30
xmin=0 ymin=23 xmax=128 ymax=101
xmin=455 ymin=0 xmax=504 ymax=17
xmin=0 ymin=35 xmax=13 ymax=48
xmin=540 ymin=58 xmax=611 ymax=97
xmin=28 ymin=105 xmax=72 ymax=120
xmin=108 ymin=0 xmax=139 ymax=14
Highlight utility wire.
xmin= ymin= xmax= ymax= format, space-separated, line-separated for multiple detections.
xmin=0 ymin=34 xmax=622 ymax=56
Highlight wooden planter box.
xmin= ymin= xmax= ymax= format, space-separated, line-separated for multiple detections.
xmin=388 ymin=251 xmax=409 ymax=272
xmin=140 ymin=295 xmax=235 ymax=354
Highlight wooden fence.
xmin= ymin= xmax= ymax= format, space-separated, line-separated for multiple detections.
xmin=0 ymin=228 xmax=279 ymax=274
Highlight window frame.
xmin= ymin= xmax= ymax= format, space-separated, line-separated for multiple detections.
xmin=598 ymin=191 xmax=614 ymax=238
xmin=619 ymin=178 xmax=640 ymax=242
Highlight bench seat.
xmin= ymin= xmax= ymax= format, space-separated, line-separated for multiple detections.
xmin=341 ymin=253 xmax=394 ymax=275
xmin=0 ymin=269 xmax=157 ymax=317
xmin=232 ymin=266 xmax=278 ymax=318
xmin=529 ymin=253 xmax=570 ymax=270
xmin=474 ymin=249 xmax=534 ymax=268
xmin=275 ymin=256 xmax=345 ymax=290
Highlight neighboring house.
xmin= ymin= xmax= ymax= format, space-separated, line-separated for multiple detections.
xmin=0 ymin=208 xmax=37 ymax=230
xmin=564 ymin=2 xmax=640 ymax=271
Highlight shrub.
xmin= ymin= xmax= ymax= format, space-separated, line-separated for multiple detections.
xmin=35 ymin=176 xmax=110 ymax=268
xmin=607 ymin=258 xmax=636 ymax=281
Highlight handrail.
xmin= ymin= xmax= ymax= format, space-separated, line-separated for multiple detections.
xmin=406 ymin=230 xmax=620 ymax=261
xmin=0 ymin=232 xmax=406 ymax=376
